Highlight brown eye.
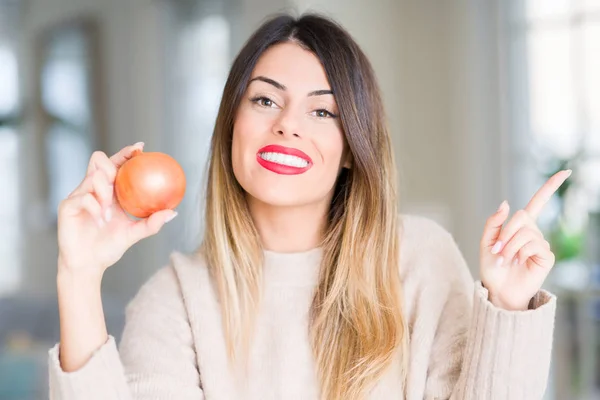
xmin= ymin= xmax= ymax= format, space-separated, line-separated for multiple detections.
xmin=312 ymin=109 xmax=337 ymax=118
xmin=251 ymin=96 xmax=276 ymax=108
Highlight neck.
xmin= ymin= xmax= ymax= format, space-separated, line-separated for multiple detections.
xmin=247 ymin=196 xmax=329 ymax=253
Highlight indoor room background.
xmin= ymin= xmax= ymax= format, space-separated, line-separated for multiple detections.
xmin=0 ymin=0 xmax=598 ymax=399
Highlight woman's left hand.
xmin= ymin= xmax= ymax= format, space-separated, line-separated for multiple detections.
xmin=479 ymin=170 xmax=572 ymax=311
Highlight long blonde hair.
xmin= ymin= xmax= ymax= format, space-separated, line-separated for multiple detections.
xmin=200 ymin=14 xmax=408 ymax=400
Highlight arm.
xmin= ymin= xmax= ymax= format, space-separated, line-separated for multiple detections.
xmin=48 ymin=266 xmax=204 ymax=399
xmin=423 ymin=232 xmax=556 ymax=400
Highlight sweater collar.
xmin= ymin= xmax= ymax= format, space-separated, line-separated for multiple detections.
xmin=262 ymin=247 xmax=323 ymax=286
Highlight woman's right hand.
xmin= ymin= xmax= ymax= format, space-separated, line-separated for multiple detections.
xmin=57 ymin=142 xmax=178 ymax=278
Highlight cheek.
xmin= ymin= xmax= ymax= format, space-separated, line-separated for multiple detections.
xmin=232 ymin=107 xmax=267 ymax=165
xmin=232 ymin=104 xmax=281 ymax=193
xmin=236 ymin=102 xmax=275 ymax=132
xmin=313 ymin=124 xmax=346 ymax=171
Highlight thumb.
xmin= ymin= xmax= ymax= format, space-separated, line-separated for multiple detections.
xmin=481 ymin=201 xmax=510 ymax=250
xmin=127 ymin=209 xmax=178 ymax=245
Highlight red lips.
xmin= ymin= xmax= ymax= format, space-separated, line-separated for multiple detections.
xmin=256 ymin=144 xmax=313 ymax=175
xmin=257 ymin=144 xmax=312 ymax=163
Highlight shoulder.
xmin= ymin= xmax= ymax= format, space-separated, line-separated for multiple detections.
xmin=397 ymin=213 xmax=473 ymax=290
xmin=398 ymin=214 xmax=455 ymax=251
xmin=397 ymin=213 xmax=460 ymax=268
xmin=169 ymin=250 xmax=211 ymax=282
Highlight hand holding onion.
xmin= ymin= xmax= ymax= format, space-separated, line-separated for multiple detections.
xmin=57 ymin=143 xmax=185 ymax=278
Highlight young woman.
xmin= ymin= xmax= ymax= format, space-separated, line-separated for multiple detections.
xmin=49 ymin=13 xmax=568 ymax=400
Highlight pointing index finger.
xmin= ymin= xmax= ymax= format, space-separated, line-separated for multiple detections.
xmin=524 ymin=169 xmax=572 ymax=220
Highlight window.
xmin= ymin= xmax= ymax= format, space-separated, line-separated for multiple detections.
xmin=40 ymin=22 xmax=97 ymax=221
xmin=506 ymin=0 xmax=600 ymax=224
xmin=503 ymin=2 xmax=600 ymax=399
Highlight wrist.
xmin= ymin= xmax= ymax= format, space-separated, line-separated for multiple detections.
xmin=57 ymin=268 xmax=103 ymax=296
xmin=487 ymin=292 xmax=530 ymax=311
xmin=57 ymin=255 xmax=104 ymax=285
xmin=482 ymin=282 xmax=530 ymax=311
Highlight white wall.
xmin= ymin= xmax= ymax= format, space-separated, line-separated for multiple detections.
xmin=18 ymin=0 xmax=169 ymax=298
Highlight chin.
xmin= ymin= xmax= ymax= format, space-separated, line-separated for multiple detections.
xmin=233 ymin=161 xmax=333 ymax=209
xmin=244 ymin=184 xmax=311 ymax=208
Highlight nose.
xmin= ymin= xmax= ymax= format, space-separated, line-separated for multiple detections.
xmin=272 ymin=108 xmax=301 ymax=138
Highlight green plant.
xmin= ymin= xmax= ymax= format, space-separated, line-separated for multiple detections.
xmin=541 ymin=154 xmax=586 ymax=262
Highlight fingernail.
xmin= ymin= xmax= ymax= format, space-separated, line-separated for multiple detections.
xmin=497 ymin=200 xmax=507 ymax=213
xmin=134 ymin=141 xmax=145 ymax=148
xmin=513 ymin=258 xmax=519 ymax=266
xmin=104 ymin=207 xmax=112 ymax=223
xmin=97 ymin=218 xmax=105 ymax=228
xmin=491 ymin=241 xmax=503 ymax=254
xmin=495 ymin=256 xmax=504 ymax=267
xmin=165 ymin=211 xmax=178 ymax=223
xmin=565 ymin=169 xmax=572 ymax=177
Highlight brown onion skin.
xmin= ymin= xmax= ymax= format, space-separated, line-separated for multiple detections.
xmin=115 ymin=150 xmax=186 ymax=218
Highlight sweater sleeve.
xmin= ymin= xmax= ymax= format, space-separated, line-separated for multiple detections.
xmin=48 ymin=265 xmax=204 ymax=400
xmin=423 ymin=231 xmax=556 ymax=400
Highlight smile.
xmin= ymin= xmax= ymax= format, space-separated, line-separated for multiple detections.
xmin=258 ymin=152 xmax=309 ymax=168
xmin=256 ymin=145 xmax=312 ymax=175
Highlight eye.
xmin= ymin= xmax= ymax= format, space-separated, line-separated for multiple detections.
xmin=312 ymin=109 xmax=337 ymax=119
xmin=251 ymin=96 xmax=277 ymax=108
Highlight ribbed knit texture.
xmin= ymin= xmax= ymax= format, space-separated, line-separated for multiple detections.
xmin=48 ymin=214 xmax=556 ymax=399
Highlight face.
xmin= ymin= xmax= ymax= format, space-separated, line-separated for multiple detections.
xmin=232 ymin=42 xmax=351 ymax=210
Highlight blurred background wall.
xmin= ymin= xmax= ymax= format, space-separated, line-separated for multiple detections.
xmin=0 ymin=0 xmax=598 ymax=399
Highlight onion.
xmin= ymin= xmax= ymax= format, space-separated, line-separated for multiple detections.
xmin=115 ymin=150 xmax=186 ymax=218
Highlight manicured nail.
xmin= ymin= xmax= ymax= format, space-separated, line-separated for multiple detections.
xmin=165 ymin=211 xmax=178 ymax=223
xmin=565 ymin=169 xmax=572 ymax=177
xmin=134 ymin=141 xmax=144 ymax=147
xmin=495 ymin=256 xmax=504 ymax=267
xmin=497 ymin=200 xmax=507 ymax=213
xmin=491 ymin=241 xmax=503 ymax=255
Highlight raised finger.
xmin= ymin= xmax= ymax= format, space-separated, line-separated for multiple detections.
xmin=109 ymin=142 xmax=145 ymax=168
xmin=524 ymin=170 xmax=571 ymax=220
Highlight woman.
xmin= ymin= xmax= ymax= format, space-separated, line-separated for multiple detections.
xmin=49 ymin=13 xmax=568 ymax=400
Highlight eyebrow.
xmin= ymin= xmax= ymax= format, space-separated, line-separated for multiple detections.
xmin=248 ymin=76 xmax=334 ymax=97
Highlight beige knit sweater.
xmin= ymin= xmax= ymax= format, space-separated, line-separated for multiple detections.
xmin=48 ymin=214 xmax=556 ymax=399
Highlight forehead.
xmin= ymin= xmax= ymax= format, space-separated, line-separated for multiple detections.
xmin=250 ymin=42 xmax=331 ymax=90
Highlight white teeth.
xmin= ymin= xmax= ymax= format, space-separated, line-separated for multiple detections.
xmin=259 ymin=152 xmax=309 ymax=168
